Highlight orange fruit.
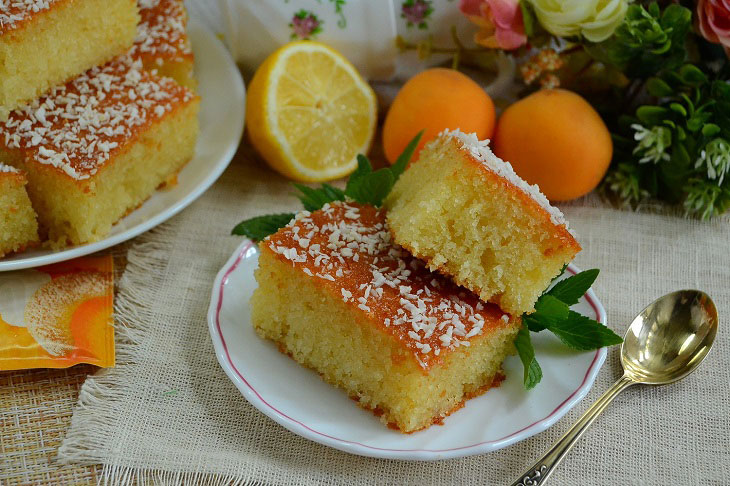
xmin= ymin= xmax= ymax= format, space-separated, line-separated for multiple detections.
xmin=493 ymin=89 xmax=612 ymax=201
xmin=383 ymin=68 xmax=496 ymax=164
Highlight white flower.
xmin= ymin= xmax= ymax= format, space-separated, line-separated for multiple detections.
xmin=527 ymin=0 xmax=629 ymax=42
xmin=696 ymin=138 xmax=730 ymax=185
xmin=632 ymin=124 xmax=671 ymax=164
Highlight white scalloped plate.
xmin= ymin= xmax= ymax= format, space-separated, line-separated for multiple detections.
xmin=0 ymin=19 xmax=245 ymax=272
xmin=207 ymin=240 xmax=608 ymax=461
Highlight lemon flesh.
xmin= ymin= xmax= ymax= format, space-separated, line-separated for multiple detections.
xmin=246 ymin=42 xmax=377 ymax=182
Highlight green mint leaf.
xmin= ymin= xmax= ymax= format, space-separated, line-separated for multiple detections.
xmin=345 ymin=154 xmax=373 ymax=196
xmin=546 ymin=311 xmax=623 ymax=351
xmin=514 ymin=324 xmax=543 ymax=389
xmin=293 ymin=183 xmax=344 ymax=212
xmin=231 ymin=213 xmax=295 ymax=240
xmin=346 ymin=168 xmax=395 ymax=207
xmin=547 ymin=269 xmax=600 ymax=306
xmin=390 ymin=131 xmax=423 ymax=182
xmin=321 ymin=183 xmax=345 ymax=201
xmin=528 ymin=294 xmax=570 ymax=332
xmin=523 ymin=314 xmax=546 ymax=333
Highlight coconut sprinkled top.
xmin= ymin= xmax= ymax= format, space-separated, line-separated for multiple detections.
xmin=0 ymin=162 xmax=19 ymax=174
xmin=131 ymin=0 xmax=191 ymax=63
xmin=445 ymin=129 xmax=570 ymax=230
xmin=263 ymin=201 xmax=516 ymax=370
xmin=0 ymin=57 xmax=195 ymax=180
xmin=0 ymin=0 xmax=53 ymax=33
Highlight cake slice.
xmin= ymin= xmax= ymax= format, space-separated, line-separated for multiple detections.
xmin=0 ymin=0 xmax=139 ymax=119
xmin=130 ymin=0 xmax=196 ymax=89
xmin=385 ymin=130 xmax=580 ymax=316
xmin=0 ymin=57 xmax=199 ymax=248
xmin=0 ymin=163 xmax=38 ymax=257
xmin=251 ymin=202 xmax=521 ymax=433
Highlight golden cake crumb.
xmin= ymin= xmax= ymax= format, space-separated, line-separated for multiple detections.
xmin=0 ymin=0 xmax=139 ymax=117
xmin=0 ymin=163 xmax=38 ymax=257
xmin=385 ymin=130 xmax=581 ymax=315
xmin=251 ymin=202 xmax=521 ymax=432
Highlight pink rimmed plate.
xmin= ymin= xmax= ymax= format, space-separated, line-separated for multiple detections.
xmin=207 ymin=240 xmax=607 ymax=460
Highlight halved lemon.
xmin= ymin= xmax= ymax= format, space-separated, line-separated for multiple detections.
xmin=246 ymin=41 xmax=377 ymax=182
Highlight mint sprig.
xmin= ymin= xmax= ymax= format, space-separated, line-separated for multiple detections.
xmin=546 ymin=268 xmax=600 ymax=306
xmin=549 ymin=311 xmax=623 ymax=351
xmin=293 ymin=183 xmax=345 ymax=212
xmin=231 ymin=213 xmax=296 ymax=240
xmin=514 ymin=269 xmax=623 ymax=389
xmin=515 ymin=324 xmax=543 ymax=390
xmin=232 ymin=131 xmax=423 ymax=240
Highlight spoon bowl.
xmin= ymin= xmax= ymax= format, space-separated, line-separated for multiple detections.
xmin=622 ymin=290 xmax=718 ymax=385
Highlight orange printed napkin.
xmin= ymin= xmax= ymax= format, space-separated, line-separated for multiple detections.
xmin=0 ymin=256 xmax=114 ymax=370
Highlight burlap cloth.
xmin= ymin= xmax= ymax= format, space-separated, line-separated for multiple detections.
xmin=35 ymin=141 xmax=723 ymax=485
xmin=2 ymin=3 xmax=727 ymax=483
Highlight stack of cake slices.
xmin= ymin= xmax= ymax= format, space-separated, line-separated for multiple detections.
xmin=251 ymin=130 xmax=582 ymax=433
xmin=0 ymin=0 xmax=200 ymax=253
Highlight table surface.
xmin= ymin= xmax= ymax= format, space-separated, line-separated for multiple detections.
xmin=1 ymin=249 xmax=131 ymax=485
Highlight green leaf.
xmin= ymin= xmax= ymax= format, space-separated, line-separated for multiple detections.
xmin=346 ymin=168 xmax=395 ymax=206
xmin=519 ymin=1 xmax=536 ymax=37
xmin=523 ymin=314 xmax=546 ymax=333
xmin=637 ymin=105 xmax=670 ymax=125
xmin=648 ymin=1 xmax=660 ymax=17
xmin=646 ymin=77 xmax=673 ymax=97
xmin=524 ymin=294 xmax=569 ymax=332
xmin=679 ymin=64 xmax=707 ymax=86
xmin=231 ymin=213 xmax=295 ymax=240
xmin=293 ymin=183 xmax=344 ymax=212
xmin=547 ymin=269 xmax=600 ymax=306
xmin=390 ymin=131 xmax=423 ymax=182
xmin=321 ymin=183 xmax=345 ymax=201
xmin=547 ymin=311 xmax=623 ymax=351
xmin=669 ymin=103 xmax=687 ymax=117
xmin=703 ymin=124 xmax=721 ymax=137
xmin=345 ymin=154 xmax=373 ymax=195
xmin=514 ymin=324 xmax=543 ymax=389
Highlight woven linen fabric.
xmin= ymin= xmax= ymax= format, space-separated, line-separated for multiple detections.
xmin=56 ymin=146 xmax=729 ymax=485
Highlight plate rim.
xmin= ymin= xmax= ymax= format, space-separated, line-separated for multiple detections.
xmin=0 ymin=19 xmax=245 ymax=272
xmin=207 ymin=239 xmax=608 ymax=460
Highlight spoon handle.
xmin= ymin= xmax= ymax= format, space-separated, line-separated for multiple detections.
xmin=510 ymin=374 xmax=634 ymax=486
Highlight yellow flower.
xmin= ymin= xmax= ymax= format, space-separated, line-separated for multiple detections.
xmin=526 ymin=0 xmax=628 ymax=42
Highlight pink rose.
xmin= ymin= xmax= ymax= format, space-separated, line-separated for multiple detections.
xmin=697 ymin=0 xmax=730 ymax=50
xmin=459 ymin=0 xmax=527 ymax=50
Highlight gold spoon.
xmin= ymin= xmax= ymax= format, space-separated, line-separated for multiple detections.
xmin=512 ymin=290 xmax=718 ymax=486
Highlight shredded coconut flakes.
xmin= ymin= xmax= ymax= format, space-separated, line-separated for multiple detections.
xmin=130 ymin=0 xmax=192 ymax=62
xmin=0 ymin=57 xmax=194 ymax=180
xmin=265 ymin=201 xmax=510 ymax=369
xmin=0 ymin=0 xmax=52 ymax=32
xmin=0 ymin=162 xmax=19 ymax=173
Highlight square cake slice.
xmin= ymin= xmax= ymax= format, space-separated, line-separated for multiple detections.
xmin=0 ymin=163 xmax=38 ymax=257
xmin=0 ymin=0 xmax=140 ymax=119
xmin=130 ymin=0 xmax=196 ymax=89
xmin=251 ymin=202 xmax=521 ymax=433
xmin=0 ymin=57 xmax=199 ymax=248
xmin=385 ymin=129 xmax=580 ymax=316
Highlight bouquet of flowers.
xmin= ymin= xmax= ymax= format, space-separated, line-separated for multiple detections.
xmin=403 ymin=0 xmax=730 ymax=219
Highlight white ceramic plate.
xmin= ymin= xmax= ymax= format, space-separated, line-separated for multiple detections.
xmin=0 ymin=19 xmax=245 ymax=272
xmin=208 ymin=240 xmax=608 ymax=461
